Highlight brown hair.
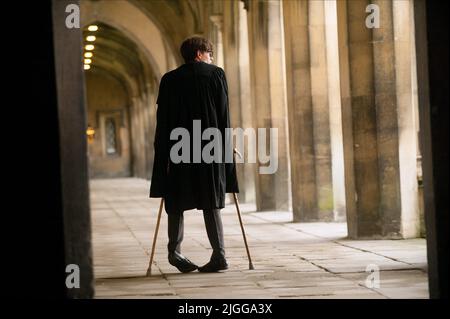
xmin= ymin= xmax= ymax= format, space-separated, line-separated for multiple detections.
xmin=180 ymin=36 xmax=213 ymax=63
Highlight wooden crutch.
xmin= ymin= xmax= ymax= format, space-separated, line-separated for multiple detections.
xmin=146 ymin=198 xmax=164 ymax=276
xmin=233 ymin=148 xmax=254 ymax=270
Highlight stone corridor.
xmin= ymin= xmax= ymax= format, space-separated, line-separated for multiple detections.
xmin=91 ymin=178 xmax=428 ymax=299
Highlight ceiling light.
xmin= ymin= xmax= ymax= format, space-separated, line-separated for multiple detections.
xmin=88 ymin=25 xmax=98 ymax=32
xmin=86 ymin=35 xmax=96 ymax=42
xmin=85 ymin=44 xmax=95 ymax=51
xmin=84 ymin=52 xmax=93 ymax=58
xmin=84 ymin=64 xmax=91 ymax=70
xmin=84 ymin=59 xmax=92 ymax=64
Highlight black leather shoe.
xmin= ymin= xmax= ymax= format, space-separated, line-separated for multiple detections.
xmin=198 ymin=258 xmax=228 ymax=273
xmin=168 ymin=251 xmax=198 ymax=273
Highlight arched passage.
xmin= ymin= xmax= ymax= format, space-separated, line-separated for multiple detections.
xmin=81 ymin=0 xmax=179 ymax=79
xmin=82 ymin=22 xmax=159 ymax=179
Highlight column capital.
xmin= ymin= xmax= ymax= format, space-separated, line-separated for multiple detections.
xmin=209 ymin=14 xmax=223 ymax=31
xmin=241 ymin=0 xmax=249 ymax=11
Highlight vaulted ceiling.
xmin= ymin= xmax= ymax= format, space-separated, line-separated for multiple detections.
xmin=82 ymin=22 xmax=153 ymax=99
xmin=80 ymin=0 xmax=214 ymax=98
xmin=129 ymin=0 xmax=207 ymax=58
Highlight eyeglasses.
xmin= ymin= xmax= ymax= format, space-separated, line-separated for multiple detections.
xmin=207 ymin=50 xmax=214 ymax=57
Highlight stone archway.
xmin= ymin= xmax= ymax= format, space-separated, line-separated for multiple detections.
xmin=81 ymin=21 xmax=160 ymax=180
xmin=81 ymin=0 xmax=179 ymax=80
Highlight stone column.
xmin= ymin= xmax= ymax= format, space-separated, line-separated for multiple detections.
xmin=392 ymin=0 xmax=420 ymax=238
xmin=130 ymin=96 xmax=146 ymax=178
xmin=238 ymin=1 xmax=256 ymax=204
xmin=283 ymin=0 xmax=335 ymax=221
xmin=309 ymin=1 xmax=334 ymax=221
xmin=143 ymin=87 xmax=153 ymax=179
xmin=337 ymin=0 xmax=420 ymax=238
xmin=146 ymin=82 xmax=157 ymax=180
xmin=210 ymin=14 xmax=225 ymax=69
xmin=324 ymin=0 xmax=347 ymax=222
xmin=247 ymin=0 xmax=290 ymax=211
xmin=414 ymin=0 xmax=450 ymax=299
xmin=52 ymin=0 xmax=94 ymax=298
xmin=223 ymin=0 xmax=256 ymax=203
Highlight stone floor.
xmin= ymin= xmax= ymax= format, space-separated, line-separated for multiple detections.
xmin=90 ymin=178 xmax=429 ymax=299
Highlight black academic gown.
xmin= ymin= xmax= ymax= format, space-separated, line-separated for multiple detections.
xmin=149 ymin=61 xmax=239 ymax=214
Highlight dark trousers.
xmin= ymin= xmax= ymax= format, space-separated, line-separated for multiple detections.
xmin=168 ymin=209 xmax=225 ymax=260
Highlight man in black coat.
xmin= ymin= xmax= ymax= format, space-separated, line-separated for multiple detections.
xmin=149 ymin=37 xmax=239 ymax=273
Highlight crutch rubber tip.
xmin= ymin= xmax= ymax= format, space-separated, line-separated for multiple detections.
xmin=146 ymin=268 xmax=152 ymax=276
xmin=249 ymin=263 xmax=255 ymax=270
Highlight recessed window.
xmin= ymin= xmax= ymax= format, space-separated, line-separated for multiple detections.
xmin=105 ymin=118 xmax=117 ymax=155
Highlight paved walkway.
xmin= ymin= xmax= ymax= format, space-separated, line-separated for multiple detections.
xmin=90 ymin=178 xmax=429 ymax=299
